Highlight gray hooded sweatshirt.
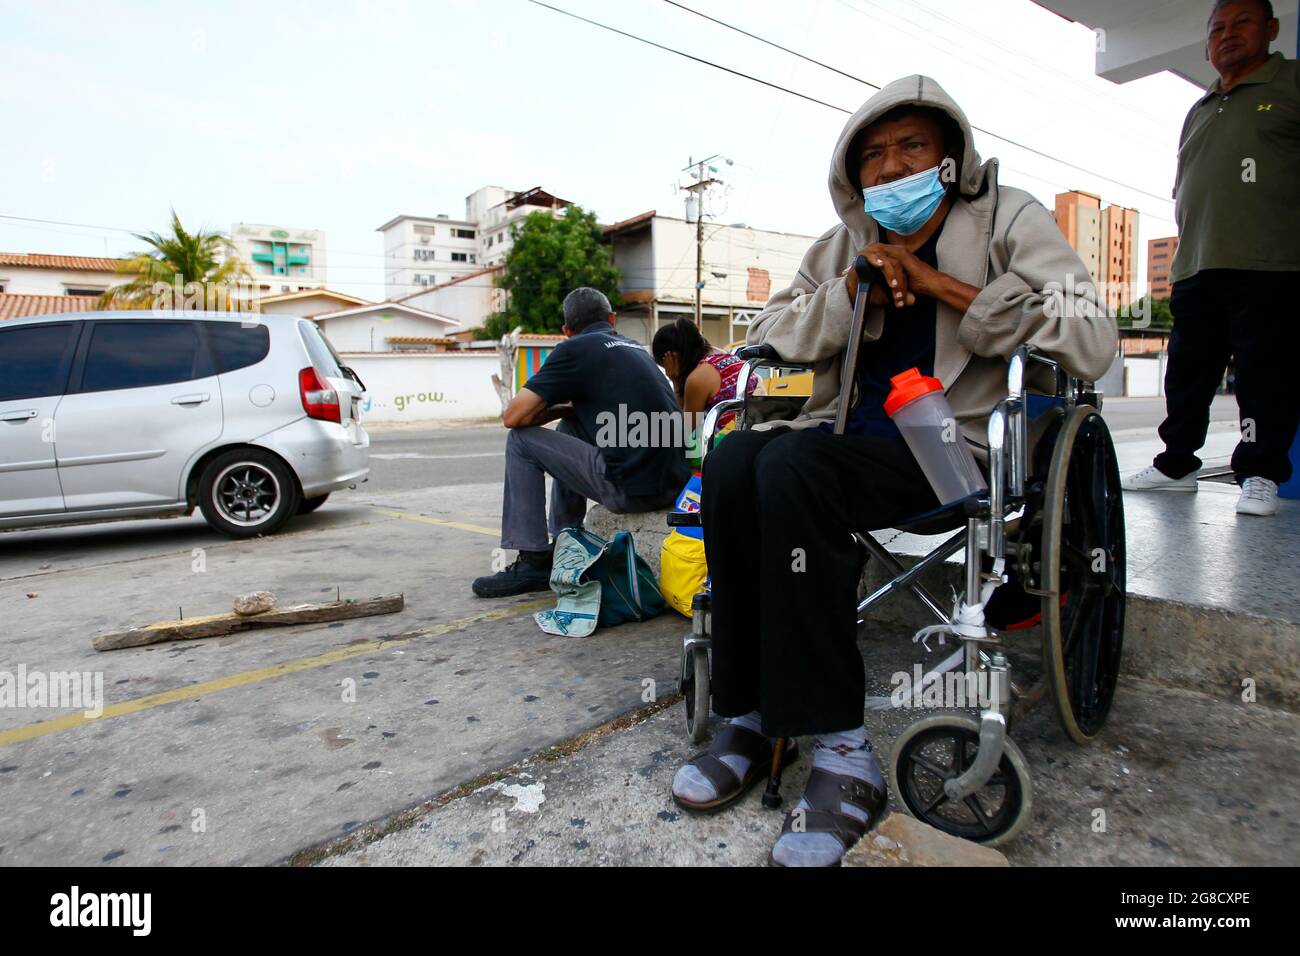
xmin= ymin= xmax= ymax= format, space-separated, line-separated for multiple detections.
xmin=748 ymin=75 xmax=1118 ymax=453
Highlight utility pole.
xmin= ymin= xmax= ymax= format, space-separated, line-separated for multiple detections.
xmin=681 ymin=155 xmax=727 ymax=329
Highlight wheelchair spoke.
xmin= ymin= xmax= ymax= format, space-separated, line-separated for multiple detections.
xmin=920 ymin=789 xmax=951 ymax=816
xmin=912 ymin=755 xmax=951 ymax=781
xmin=964 ymin=795 xmax=995 ymax=833
xmin=1062 ymin=542 xmax=1094 ymax=576
xmin=1071 ymin=596 xmax=1106 ymax=719
xmin=1060 ymin=587 xmax=1094 ymax=658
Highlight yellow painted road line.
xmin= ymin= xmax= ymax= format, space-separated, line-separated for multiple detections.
xmin=372 ymin=507 xmax=499 ymax=538
xmin=0 ymin=597 xmax=551 ymax=748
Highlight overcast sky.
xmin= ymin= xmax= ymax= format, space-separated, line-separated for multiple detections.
xmin=0 ymin=0 xmax=1203 ymax=299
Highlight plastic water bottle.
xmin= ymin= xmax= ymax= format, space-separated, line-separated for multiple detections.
xmin=885 ymin=368 xmax=987 ymax=505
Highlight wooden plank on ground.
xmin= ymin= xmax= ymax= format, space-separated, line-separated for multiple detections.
xmin=93 ymin=594 xmax=405 ymax=652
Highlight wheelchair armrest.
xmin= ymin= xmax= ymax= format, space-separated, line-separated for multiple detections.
xmin=735 ymin=343 xmax=780 ymax=362
xmin=667 ymin=511 xmax=702 ymax=528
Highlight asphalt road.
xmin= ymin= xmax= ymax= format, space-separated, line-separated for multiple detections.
xmin=365 ymin=424 xmax=507 ymax=494
xmin=363 ymin=394 xmax=1241 ymax=494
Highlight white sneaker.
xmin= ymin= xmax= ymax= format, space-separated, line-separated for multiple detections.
xmin=1121 ymin=465 xmax=1198 ymax=492
xmin=1236 ymin=477 xmax=1279 ymax=516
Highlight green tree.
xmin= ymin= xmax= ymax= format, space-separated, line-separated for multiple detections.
xmin=100 ymin=211 xmax=249 ymax=311
xmin=477 ymin=204 xmax=621 ymax=339
xmin=1116 ymin=296 xmax=1173 ymax=330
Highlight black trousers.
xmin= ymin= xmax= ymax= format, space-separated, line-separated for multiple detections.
xmin=700 ymin=427 xmax=939 ymax=738
xmin=1155 ymin=270 xmax=1300 ymax=484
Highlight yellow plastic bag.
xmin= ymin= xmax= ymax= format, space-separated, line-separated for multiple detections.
xmin=659 ymin=529 xmax=708 ymax=618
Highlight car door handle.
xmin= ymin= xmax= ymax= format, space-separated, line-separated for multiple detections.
xmin=0 ymin=409 xmax=39 ymax=422
xmin=171 ymin=393 xmax=211 ymax=406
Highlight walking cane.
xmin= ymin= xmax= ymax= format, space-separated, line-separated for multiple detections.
xmin=833 ymin=255 xmax=877 ymax=435
xmin=761 ymin=257 xmax=877 ymax=811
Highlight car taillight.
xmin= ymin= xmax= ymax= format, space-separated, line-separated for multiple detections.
xmin=299 ymin=367 xmax=341 ymax=423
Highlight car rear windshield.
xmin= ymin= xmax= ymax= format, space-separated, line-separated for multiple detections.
xmin=297 ymin=321 xmax=343 ymax=378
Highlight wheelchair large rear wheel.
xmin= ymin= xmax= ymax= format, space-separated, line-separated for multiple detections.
xmin=1040 ymin=406 xmax=1126 ymax=744
xmin=890 ymin=714 xmax=1034 ymax=846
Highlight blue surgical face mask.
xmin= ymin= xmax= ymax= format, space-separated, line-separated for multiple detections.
xmin=862 ymin=164 xmax=948 ymax=236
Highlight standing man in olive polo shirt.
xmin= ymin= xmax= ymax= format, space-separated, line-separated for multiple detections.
xmin=1123 ymin=0 xmax=1299 ymax=516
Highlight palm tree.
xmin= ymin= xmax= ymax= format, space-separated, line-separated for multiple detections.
xmin=99 ymin=211 xmax=250 ymax=311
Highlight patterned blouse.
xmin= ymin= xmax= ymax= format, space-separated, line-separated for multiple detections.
xmin=701 ymin=351 xmax=757 ymax=430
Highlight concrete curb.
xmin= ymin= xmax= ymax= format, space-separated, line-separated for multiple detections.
xmin=585 ymin=505 xmax=1300 ymax=713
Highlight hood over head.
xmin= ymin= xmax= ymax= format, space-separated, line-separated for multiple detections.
xmin=830 ymin=74 xmax=991 ymax=241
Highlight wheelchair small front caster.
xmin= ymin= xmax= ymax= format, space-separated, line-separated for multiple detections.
xmin=681 ymin=642 xmax=710 ymax=744
xmin=681 ymin=593 xmax=712 ymax=744
xmin=889 ymin=713 xmax=1034 ymax=846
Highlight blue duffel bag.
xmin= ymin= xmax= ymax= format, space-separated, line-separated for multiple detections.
xmin=534 ymin=527 xmax=666 ymax=637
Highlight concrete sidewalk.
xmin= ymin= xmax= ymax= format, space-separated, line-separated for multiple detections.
xmin=317 ymin=631 xmax=1300 ymax=867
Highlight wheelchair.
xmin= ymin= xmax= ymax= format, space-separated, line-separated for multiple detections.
xmin=668 ymin=260 xmax=1126 ymax=846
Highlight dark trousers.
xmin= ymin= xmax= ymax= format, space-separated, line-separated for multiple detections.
xmin=500 ymin=419 xmax=679 ymax=551
xmin=700 ymin=427 xmax=938 ymax=738
xmin=1155 ymin=270 xmax=1300 ymax=484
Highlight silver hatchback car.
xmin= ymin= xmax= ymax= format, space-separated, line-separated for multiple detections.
xmin=0 ymin=310 xmax=369 ymax=537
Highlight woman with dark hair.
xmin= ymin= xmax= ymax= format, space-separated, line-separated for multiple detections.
xmin=651 ymin=318 xmax=755 ymax=432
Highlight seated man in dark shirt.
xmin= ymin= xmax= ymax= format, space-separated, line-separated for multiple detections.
xmin=472 ymin=287 xmax=692 ymax=598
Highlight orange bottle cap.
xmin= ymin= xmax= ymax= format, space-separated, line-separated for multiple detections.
xmin=884 ymin=367 xmax=943 ymax=417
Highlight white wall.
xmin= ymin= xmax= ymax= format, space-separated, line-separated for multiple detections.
xmin=1124 ymin=355 xmax=1165 ymax=398
xmin=318 ymin=310 xmax=458 ymax=352
xmin=345 ymin=352 xmax=501 ymax=421
xmin=0 ymin=265 xmax=123 ymax=296
xmin=643 ymin=217 xmax=811 ymax=308
xmin=402 ymin=275 xmax=500 ymax=331
xmin=259 ymin=294 xmax=362 ymax=318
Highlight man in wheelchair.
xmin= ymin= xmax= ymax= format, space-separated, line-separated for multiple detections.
xmin=670 ymin=75 xmax=1119 ymax=866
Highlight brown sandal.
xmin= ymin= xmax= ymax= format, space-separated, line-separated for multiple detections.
xmin=769 ymin=767 xmax=887 ymax=866
xmin=672 ymin=723 xmax=799 ymax=814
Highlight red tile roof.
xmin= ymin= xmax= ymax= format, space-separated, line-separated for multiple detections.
xmin=0 ymin=293 xmax=100 ymax=319
xmin=0 ymin=252 xmax=126 ymax=272
xmin=603 ymin=210 xmax=656 ymax=236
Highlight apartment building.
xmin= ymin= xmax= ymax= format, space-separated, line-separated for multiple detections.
xmin=228 ymin=223 xmax=327 ymax=296
xmin=1054 ymin=190 xmax=1139 ymax=311
xmin=1146 ymin=236 xmax=1179 ymax=299
xmin=377 ymin=185 xmax=572 ymax=299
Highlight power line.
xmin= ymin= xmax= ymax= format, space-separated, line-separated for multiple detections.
xmin=837 ymin=0 xmax=1176 ymax=155
xmin=649 ymin=0 xmax=1174 ymax=207
xmin=661 ymin=0 xmax=879 ymax=92
xmin=0 ymin=213 xmax=135 ymax=234
xmin=523 ymin=0 xmax=848 ymax=114
xmin=899 ymin=0 xmax=1182 ymax=132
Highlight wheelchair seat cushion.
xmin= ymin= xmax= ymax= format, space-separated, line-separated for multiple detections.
xmin=886 ymin=492 xmax=984 ymax=536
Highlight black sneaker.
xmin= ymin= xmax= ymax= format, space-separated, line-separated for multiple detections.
xmin=471 ymin=557 xmax=552 ymax=598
